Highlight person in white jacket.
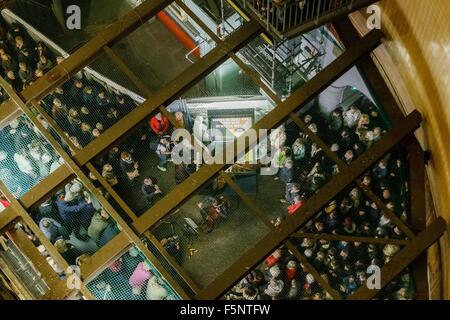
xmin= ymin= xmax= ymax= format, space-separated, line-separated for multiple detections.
xmin=14 ymin=148 xmax=37 ymax=179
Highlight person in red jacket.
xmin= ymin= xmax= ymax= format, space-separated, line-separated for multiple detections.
xmin=150 ymin=112 xmax=170 ymax=135
xmin=0 ymin=198 xmax=11 ymax=212
xmin=288 ymin=196 xmax=304 ymax=216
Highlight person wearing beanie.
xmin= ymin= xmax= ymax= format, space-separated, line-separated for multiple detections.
xmin=265 ymin=249 xmax=282 ymax=269
xmin=285 ymin=260 xmax=297 ymax=281
xmin=264 ymin=278 xmax=284 ymax=300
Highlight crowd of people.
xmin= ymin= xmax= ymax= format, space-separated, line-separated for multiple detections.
xmin=225 ymin=245 xmax=332 ymax=300
xmin=30 ymin=179 xmax=120 ymax=266
xmin=269 ymin=100 xmax=393 ymax=222
xmin=0 ymin=116 xmax=62 ymax=198
xmin=91 ymin=110 xmax=196 ymax=214
xmin=226 ymin=99 xmax=413 ymax=299
xmin=0 ymin=18 xmax=56 ymax=91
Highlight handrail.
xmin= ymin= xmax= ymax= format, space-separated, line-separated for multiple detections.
xmin=237 ymin=0 xmax=377 ymax=38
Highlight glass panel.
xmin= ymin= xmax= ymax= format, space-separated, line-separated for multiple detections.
xmin=110 ymin=6 xmax=217 ymax=93
xmin=181 ymin=58 xmax=266 ymax=98
xmin=236 ymin=25 xmax=345 ymax=99
xmin=0 ymin=15 xmax=63 ymax=91
xmin=86 ymin=244 xmax=181 ymax=300
xmin=37 ymin=53 xmax=141 ymax=148
xmin=7 ymin=0 xmax=137 ymax=55
xmin=29 ymin=178 xmax=121 ymax=266
xmin=0 ymin=114 xmax=63 ymax=198
xmin=223 ymin=246 xmax=334 ymax=300
xmin=150 ymin=173 xmax=272 ymax=288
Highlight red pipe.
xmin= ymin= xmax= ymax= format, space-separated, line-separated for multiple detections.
xmin=156 ymin=11 xmax=201 ymax=59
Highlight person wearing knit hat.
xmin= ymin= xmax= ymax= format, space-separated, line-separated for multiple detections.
xmin=265 ymin=249 xmax=282 ymax=269
xmin=304 ymin=249 xmax=313 ymax=258
xmin=306 ymin=273 xmax=315 ymax=285
xmin=269 ymin=265 xmax=281 ymax=279
xmin=264 ymin=278 xmax=284 ymax=300
xmin=285 ymin=260 xmax=297 ymax=281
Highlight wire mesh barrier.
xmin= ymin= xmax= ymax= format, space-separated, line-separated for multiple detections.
xmin=0 ymin=114 xmax=62 ymax=198
xmin=223 ymin=245 xmax=333 ymax=300
xmin=90 ymin=111 xmax=176 ymax=216
xmin=86 ymin=244 xmax=181 ymax=300
xmin=38 ymin=55 xmax=140 ymax=149
xmin=150 ymin=173 xmax=272 ymax=288
xmin=29 ymin=178 xmax=121 ymax=266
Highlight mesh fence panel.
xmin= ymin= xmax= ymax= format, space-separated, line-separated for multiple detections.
xmin=29 ymin=178 xmax=121 ymax=266
xmin=38 ymin=55 xmax=140 ymax=149
xmin=150 ymin=173 xmax=271 ymax=288
xmin=0 ymin=114 xmax=62 ymax=198
xmin=86 ymin=244 xmax=181 ymax=300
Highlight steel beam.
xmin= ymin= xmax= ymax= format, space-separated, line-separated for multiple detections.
xmin=80 ymin=232 xmax=130 ymax=281
xmin=348 ymin=217 xmax=446 ymax=300
xmin=292 ymin=232 xmax=410 ymax=246
xmin=133 ymin=29 xmax=384 ymax=235
xmin=285 ymin=240 xmax=343 ymax=300
xmin=73 ymin=20 xmax=262 ymax=165
xmin=18 ymin=0 xmax=173 ymax=103
xmin=195 ymin=110 xmax=422 ymax=299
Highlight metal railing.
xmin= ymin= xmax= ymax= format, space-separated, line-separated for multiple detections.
xmin=237 ymin=0 xmax=376 ymax=38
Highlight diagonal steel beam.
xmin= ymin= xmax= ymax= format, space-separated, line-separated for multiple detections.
xmin=73 ymin=20 xmax=262 ymax=165
xmin=348 ymin=217 xmax=446 ymax=300
xmin=289 ymin=112 xmax=417 ymax=240
xmin=291 ymin=232 xmax=411 ymax=246
xmin=0 ymin=207 xmax=19 ymax=233
xmin=133 ymin=29 xmax=384 ymax=235
xmin=0 ymin=76 xmax=190 ymax=299
xmin=195 ymin=110 xmax=422 ymax=299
